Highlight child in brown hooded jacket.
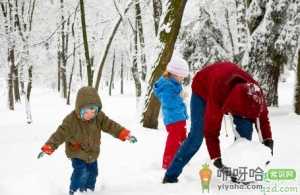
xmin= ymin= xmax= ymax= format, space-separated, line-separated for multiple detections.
xmin=38 ymin=86 xmax=137 ymax=195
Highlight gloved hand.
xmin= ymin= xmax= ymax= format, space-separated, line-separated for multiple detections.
xmin=213 ymin=158 xmax=238 ymax=183
xmin=41 ymin=144 xmax=54 ymax=155
xmin=263 ymin=139 xmax=273 ymax=155
xmin=118 ymin=128 xmax=137 ymax=144
xmin=127 ymin=135 xmax=138 ymax=144
xmin=38 ymin=144 xmax=54 ymax=159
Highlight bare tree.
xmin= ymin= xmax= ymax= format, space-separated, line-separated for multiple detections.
xmin=109 ymin=50 xmax=116 ymax=96
xmin=131 ymin=18 xmax=142 ymax=97
xmin=135 ymin=0 xmax=147 ymax=81
xmin=152 ymin=0 xmax=162 ymax=36
xmin=94 ymin=0 xmax=133 ymax=90
xmin=1 ymin=1 xmax=16 ymax=109
xmin=79 ymin=0 xmax=93 ymax=86
xmin=67 ymin=4 xmax=79 ymax=105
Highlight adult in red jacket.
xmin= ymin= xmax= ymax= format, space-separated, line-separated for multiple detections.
xmin=163 ymin=61 xmax=274 ymax=183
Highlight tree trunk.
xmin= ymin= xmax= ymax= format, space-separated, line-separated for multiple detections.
xmin=8 ymin=49 xmax=15 ymax=110
xmin=109 ymin=51 xmax=116 ymax=96
xmin=80 ymin=0 xmax=93 ymax=86
xmin=152 ymin=0 xmax=162 ymax=36
xmin=246 ymin=0 xmax=289 ymax=106
xmin=60 ymin=0 xmax=68 ymax=98
xmin=26 ymin=66 xmax=33 ymax=101
xmin=142 ymin=0 xmax=188 ymax=128
xmin=120 ymin=53 xmax=124 ymax=94
xmin=9 ymin=47 xmax=20 ymax=102
xmin=264 ymin=63 xmax=281 ymax=106
xmin=26 ymin=65 xmax=33 ymax=123
xmin=135 ymin=0 xmax=147 ymax=81
xmin=295 ymin=49 xmax=300 ymax=114
xmin=132 ymin=25 xmax=142 ymax=97
xmin=235 ymin=0 xmax=248 ymax=54
xmin=57 ymin=50 xmax=61 ymax=92
xmin=225 ymin=8 xmax=235 ymax=62
xmin=79 ymin=58 xmax=83 ymax=80
xmin=67 ymin=33 xmax=76 ymax=105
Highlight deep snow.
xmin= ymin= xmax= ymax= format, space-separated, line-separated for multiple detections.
xmin=0 ymin=74 xmax=299 ymax=195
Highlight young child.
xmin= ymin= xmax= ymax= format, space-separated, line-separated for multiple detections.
xmin=38 ymin=86 xmax=137 ymax=195
xmin=153 ymin=54 xmax=189 ymax=169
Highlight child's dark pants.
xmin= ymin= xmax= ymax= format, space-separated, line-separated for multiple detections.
xmin=70 ymin=158 xmax=98 ymax=193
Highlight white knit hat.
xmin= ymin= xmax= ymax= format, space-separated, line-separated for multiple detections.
xmin=166 ymin=54 xmax=189 ymax=78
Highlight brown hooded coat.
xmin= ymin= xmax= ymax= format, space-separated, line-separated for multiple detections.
xmin=45 ymin=87 xmax=124 ymax=163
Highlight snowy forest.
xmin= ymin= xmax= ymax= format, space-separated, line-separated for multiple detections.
xmin=0 ymin=0 xmax=300 ymax=125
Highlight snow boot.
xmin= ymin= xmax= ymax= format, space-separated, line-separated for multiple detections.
xmin=162 ymin=175 xmax=178 ymax=183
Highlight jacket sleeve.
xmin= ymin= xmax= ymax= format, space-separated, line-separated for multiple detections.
xmin=257 ymin=103 xmax=272 ymax=141
xmin=204 ymin=102 xmax=224 ymax=159
xmin=96 ymin=111 xmax=124 ymax=138
xmin=45 ymin=116 xmax=72 ymax=150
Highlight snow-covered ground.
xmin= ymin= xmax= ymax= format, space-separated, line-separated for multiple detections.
xmin=0 ymin=74 xmax=299 ymax=195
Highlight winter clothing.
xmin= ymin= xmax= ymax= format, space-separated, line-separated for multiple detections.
xmin=232 ymin=115 xmax=253 ymax=140
xmin=163 ymin=120 xmax=187 ymax=169
xmin=154 ymin=75 xmax=188 ymax=169
xmin=41 ymin=144 xmax=54 ymax=155
xmin=70 ymin=158 xmax=98 ymax=193
xmin=154 ymin=76 xmax=188 ymax=125
xmin=223 ymin=83 xmax=264 ymax=119
xmin=41 ymin=86 xmax=136 ymax=193
xmin=44 ymin=86 xmax=127 ymax=163
xmin=164 ymin=61 xmax=273 ymax=182
xmin=191 ymin=61 xmax=272 ymax=159
xmin=117 ymin=128 xmax=138 ymax=143
xmin=263 ymin=139 xmax=274 ymax=155
xmin=166 ymin=54 xmax=189 ymax=78
xmin=127 ymin=135 xmax=138 ymax=143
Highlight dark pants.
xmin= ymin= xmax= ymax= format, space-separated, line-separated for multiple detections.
xmin=165 ymin=92 xmax=253 ymax=179
xmin=70 ymin=158 xmax=98 ymax=193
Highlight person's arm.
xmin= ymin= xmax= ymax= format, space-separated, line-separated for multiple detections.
xmin=45 ymin=115 xmax=72 ymax=150
xmin=96 ymin=111 xmax=124 ymax=137
xmin=256 ymin=102 xmax=273 ymax=154
xmin=96 ymin=111 xmax=137 ymax=143
xmin=204 ymin=102 xmax=224 ymax=159
xmin=39 ymin=115 xmax=73 ymax=157
xmin=257 ymin=104 xmax=272 ymax=140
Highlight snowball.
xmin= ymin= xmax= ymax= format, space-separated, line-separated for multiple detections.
xmin=222 ymin=138 xmax=272 ymax=171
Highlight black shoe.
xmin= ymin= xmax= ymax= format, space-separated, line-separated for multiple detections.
xmin=162 ymin=176 xmax=178 ymax=184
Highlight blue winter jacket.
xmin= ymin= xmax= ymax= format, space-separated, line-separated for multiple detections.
xmin=153 ymin=76 xmax=188 ymax=125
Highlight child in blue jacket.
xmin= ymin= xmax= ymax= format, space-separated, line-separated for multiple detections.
xmin=154 ymin=54 xmax=189 ymax=169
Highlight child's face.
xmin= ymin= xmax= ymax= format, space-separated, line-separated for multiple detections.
xmin=83 ymin=110 xmax=97 ymax=121
xmin=80 ymin=104 xmax=99 ymax=121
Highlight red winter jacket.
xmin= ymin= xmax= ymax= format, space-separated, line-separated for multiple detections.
xmin=191 ymin=61 xmax=272 ymax=159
